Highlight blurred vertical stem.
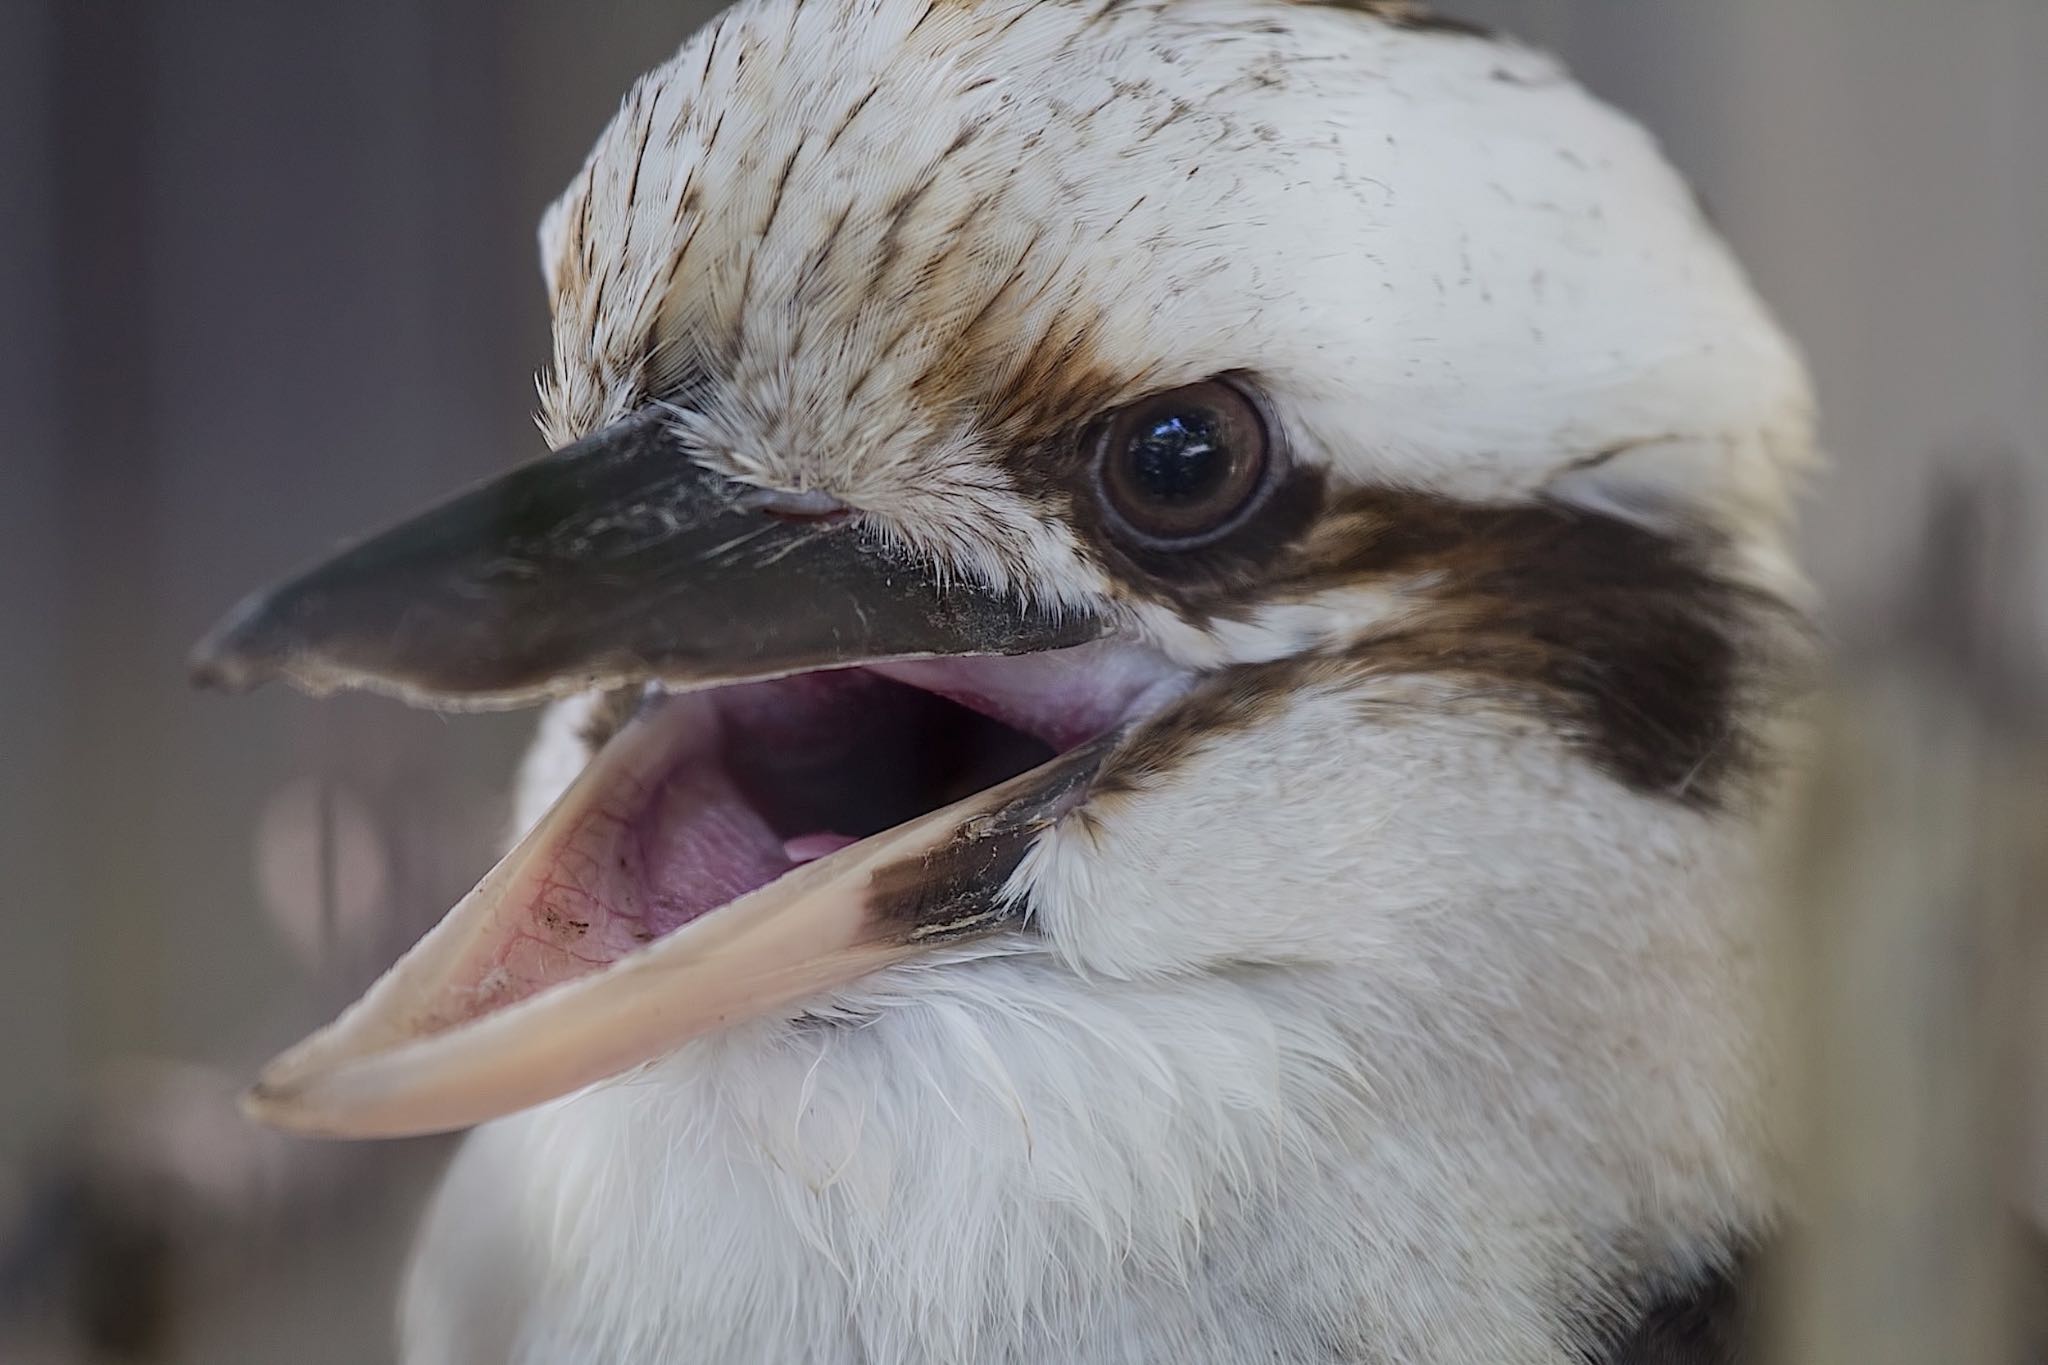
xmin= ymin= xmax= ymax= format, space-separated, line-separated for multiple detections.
xmin=1770 ymin=474 xmax=2044 ymax=1365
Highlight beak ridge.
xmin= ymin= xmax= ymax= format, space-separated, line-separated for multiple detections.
xmin=190 ymin=410 xmax=1102 ymax=708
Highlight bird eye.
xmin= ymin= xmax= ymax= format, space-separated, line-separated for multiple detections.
xmin=1092 ymin=379 xmax=1273 ymax=550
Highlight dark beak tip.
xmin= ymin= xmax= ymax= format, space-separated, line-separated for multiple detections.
xmin=179 ymin=411 xmax=1110 ymax=707
xmin=187 ymin=647 xmax=250 ymax=692
xmin=186 ymin=595 xmax=286 ymax=693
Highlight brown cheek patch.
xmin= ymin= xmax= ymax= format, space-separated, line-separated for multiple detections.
xmin=977 ymin=354 xmax=1792 ymax=810
xmin=1305 ymin=491 xmax=1804 ymax=809
xmin=1094 ymin=490 xmax=1805 ymax=812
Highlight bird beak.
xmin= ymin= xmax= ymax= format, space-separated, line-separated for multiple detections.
xmin=191 ymin=409 xmax=1098 ymax=706
xmin=196 ymin=411 xmax=1132 ymax=1139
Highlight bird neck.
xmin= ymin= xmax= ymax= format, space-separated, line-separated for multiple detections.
xmin=407 ymin=952 xmax=1766 ymax=1364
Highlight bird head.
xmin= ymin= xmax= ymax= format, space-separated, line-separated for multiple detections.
xmin=195 ymin=0 xmax=1813 ymax=1226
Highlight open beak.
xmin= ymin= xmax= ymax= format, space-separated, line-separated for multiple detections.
xmin=194 ymin=412 xmax=1173 ymax=1139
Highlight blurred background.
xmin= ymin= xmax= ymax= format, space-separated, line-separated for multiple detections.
xmin=1 ymin=0 xmax=2042 ymax=1360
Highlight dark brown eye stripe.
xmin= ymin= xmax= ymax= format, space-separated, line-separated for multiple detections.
xmin=1090 ymin=492 xmax=1809 ymax=812
xmin=990 ymin=388 xmax=1804 ymax=811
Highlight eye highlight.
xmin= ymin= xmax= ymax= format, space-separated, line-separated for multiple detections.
xmin=1091 ymin=379 xmax=1274 ymax=550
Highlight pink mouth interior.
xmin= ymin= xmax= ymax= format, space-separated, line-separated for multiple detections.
xmin=460 ymin=643 xmax=1179 ymax=1025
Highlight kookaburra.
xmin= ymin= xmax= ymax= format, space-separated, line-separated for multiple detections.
xmin=193 ymin=1 xmax=1815 ymax=1360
